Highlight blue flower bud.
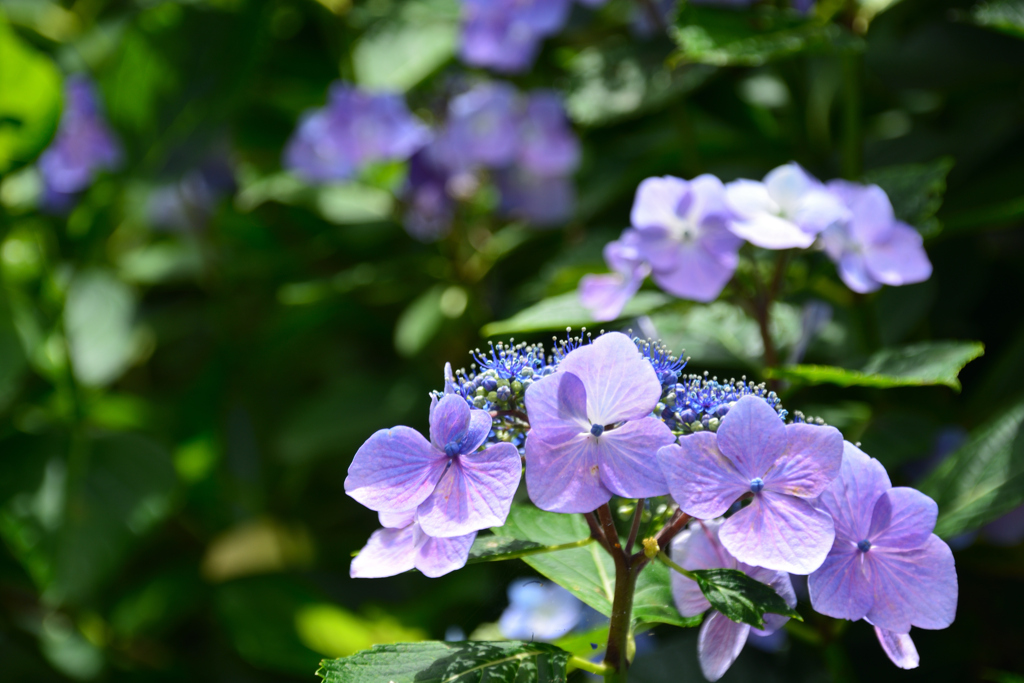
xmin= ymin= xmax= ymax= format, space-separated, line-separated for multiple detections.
xmin=483 ymin=377 xmax=498 ymax=392
xmin=496 ymin=386 xmax=512 ymax=403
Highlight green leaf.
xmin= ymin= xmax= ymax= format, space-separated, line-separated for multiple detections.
xmin=864 ymin=158 xmax=954 ymax=237
xmin=0 ymin=14 xmax=62 ymax=173
xmin=919 ymin=399 xmax=1024 ymax=538
xmin=671 ymin=6 xmax=862 ymax=67
xmin=764 ymin=341 xmax=984 ymax=391
xmin=394 ymin=286 xmax=446 ymax=357
xmin=316 ymin=641 xmax=570 ymax=683
xmin=491 ymin=506 xmax=695 ymax=629
xmin=689 ymin=568 xmax=800 ymax=630
xmin=972 ymin=0 xmax=1024 ymax=39
xmin=467 ymin=534 xmax=595 ymax=564
xmin=64 ymin=269 xmax=142 ymax=387
xmin=481 ymin=291 xmax=671 ymax=337
xmin=353 ymin=0 xmax=458 ymax=92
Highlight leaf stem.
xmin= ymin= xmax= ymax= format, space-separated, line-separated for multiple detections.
xmin=570 ymin=656 xmax=611 ymax=676
xmin=656 ymin=551 xmax=697 ymax=580
xmin=626 ymin=499 xmax=645 ymax=554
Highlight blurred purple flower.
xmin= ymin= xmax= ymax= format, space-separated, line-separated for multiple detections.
xmin=630 ymin=174 xmax=744 ymax=302
xmin=350 ymin=509 xmax=475 ymax=579
xmin=579 ymin=230 xmax=651 ymax=322
xmin=147 ymin=157 xmax=236 ymax=232
xmin=808 ymin=442 xmax=957 ymax=635
xmin=670 ymin=519 xmax=797 ymax=682
xmin=403 ymin=148 xmax=455 ymax=242
xmin=725 ymin=163 xmax=848 ymax=249
xmin=659 ymin=395 xmax=843 ymax=574
xmin=38 ymin=75 xmax=121 ymax=211
xmin=458 ymin=0 xmax=573 ymax=73
xmin=523 ymin=332 xmax=675 ymax=513
xmin=499 ymin=578 xmax=583 ymax=641
xmin=631 ymin=0 xmax=678 ymax=37
xmin=819 ymin=181 xmax=932 ymax=294
xmin=284 ymin=83 xmax=430 ymax=183
xmin=345 ymin=394 xmax=521 ymax=537
xmin=495 ymin=167 xmax=575 ymax=227
xmin=433 ymin=82 xmax=522 ymax=173
xmin=517 ymin=91 xmax=580 ymax=177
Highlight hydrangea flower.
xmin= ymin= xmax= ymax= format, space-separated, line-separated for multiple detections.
xmin=516 ymin=91 xmax=580 ymax=177
xmin=671 ymin=519 xmax=797 ymax=681
xmin=284 ymin=83 xmax=430 ymax=183
xmin=458 ymin=0 xmax=572 ymax=73
xmin=345 ymin=394 xmax=521 ymax=537
xmin=808 ymin=442 xmax=957 ymax=658
xmin=499 ymin=578 xmax=583 ymax=640
xmin=433 ymin=82 xmax=522 ymax=173
xmin=819 ymin=181 xmax=932 ymax=293
xmin=629 ymin=175 xmax=745 ymax=302
xmin=524 ymin=332 xmax=675 ymax=513
xmin=350 ymin=509 xmax=475 ymax=579
xmin=725 ymin=163 xmax=848 ymax=249
xmin=578 ymin=230 xmax=650 ymax=322
xmin=403 ymin=148 xmax=455 ymax=242
xmin=38 ymin=75 xmax=121 ymax=211
xmin=495 ymin=167 xmax=575 ymax=227
xmin=658 ymin=395 xmax=843 ymax=573
xmin=146 ymin=156 xmax=236 ymax=232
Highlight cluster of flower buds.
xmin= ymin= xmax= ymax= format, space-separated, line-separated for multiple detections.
xmin=345 ymin=330 xmax=957 ymax=680
xmin=580 ymin=163 xmax=933 ymax=320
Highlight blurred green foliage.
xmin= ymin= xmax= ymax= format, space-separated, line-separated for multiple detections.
xmin=0 ymin=0 xmax=1022 ymax=681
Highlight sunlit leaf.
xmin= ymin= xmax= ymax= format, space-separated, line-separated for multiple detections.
xmin=0 ymin=14 xmax=62 ymax=172
xmin=973 ymin=0 xmax=1024 ymax=39
xmin=353 ymin=0 xmax=458 ymax=91
xmin=688 ymin=568 xmax=800 ymax=630
xmin=481 ymin=291 xmax=671 ymax=337
xmin=64 ymin=269 xmax=141 ymax=387
xmin=317 ymin=640 xmax=570 ymax=683
xmin=764 ymin=341 xmax=984 ymax=391
xmin=919 ymin=399 xmax=1024 ymax=538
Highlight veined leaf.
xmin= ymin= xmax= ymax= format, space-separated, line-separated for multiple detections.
xmin=490 ymin=506 xmax=696 ymax=629
xmin=481 ymin=291 xmax=671 ymax=337
xmin=689 ymin=568 xmax=800 ymax=630
xmin=316 ymin=640 xmax=570 ymax=683
xmin=764 ymin=341 xmax=984 ymax=391
xmin=919 ymin=399 xmax=1024 ymax=538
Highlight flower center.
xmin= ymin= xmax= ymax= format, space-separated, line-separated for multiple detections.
xmin=666 ymin=214 xmax=699 ymax=243
xmin=857 ymin=539 xmax=872 ymax=552
xmin=444 ymin=442 xmax=460 ymax=458
xmin=749 ymin=477 xmax=765 ymax=494
xmin=590 ymin=424 xmax=604 ymax=437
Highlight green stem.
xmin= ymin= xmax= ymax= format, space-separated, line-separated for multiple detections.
xmin=570 ymin=656 xmax=611 ymax=676
xmin=656 ymin=551 xmax=698 ymax=581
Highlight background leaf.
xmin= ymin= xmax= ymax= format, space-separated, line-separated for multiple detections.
xmin=864 ymin=158 xmax=954 ymax=237
xmin=481 ymin=291 xmax=670 ymax=337
xmin=316 ymin=640 xmax=570 ymax=683
xmin=764 ymin=341 xmax=984 ymax=390
xmin=919 ymin=399 xmax=1024 ymax=538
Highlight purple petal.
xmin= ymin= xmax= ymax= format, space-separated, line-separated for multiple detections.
xmin=837 ymin=251 xmax=882 ymax=294
xmin=670 ymin=519 xmax=732 ymax=617
xmin=865 ymin=535 xmax=957 ymax=632
xmin=716 ymin=395 xmax=788 ymax=480
xmin=525 ymin=432 xmax=611 ymax=513
xmin=379 ymin=509 xmax=416 ymax=528
xmin=828 ymin=181 xmax=895 ymax=245
xmin=864 ymin=222 xmax=932 ymax=287
xmin=345 ymin=427 xmax=447 ymax=512
xmin=350 ymin=526 xmax=418 ymax=578
xmin=462 ymin=408 xmax=494 ymax=454
xmin=815 ymin=441 xmax=891 ymax=544
xmin=763 ymin=163 xmax=817 ymax=211
xmin=578 ymin=271 xmax=644 ymax=322
xmin=720 ymin=492 xmax=835 ymax=574
xmin=416 ymin=531 xmax=476 ymax=578
xmin=874 ymin=626 xmax=920 ymax=669
xmin=868 ymin=487 xmax=938 ymax=550
xmin=416 ymin=442 xmax=522 ymax=537
xmin=517 ymin=91 xmax=580 ymax=177
xmin=649 ymin=242 xmax=737 ymax=303
xmin=556 ymin=331 xmax=663 ymax=425
xmin=604 ymin=229 xmax=647 ymax=275
xmin=630 ymin=176 xmax=691 ymax=232
xmin=659 ymin=434 xmax=748 ymax=520
xmin=807 ymin=543 xmax=873 ymax=621
xmin=430 ymin=394 xmax=471 ymax=451
xmin=697 ymin=610 xmax=751 ymax=682
xmin=728 ymin=213 xmax=817 ymax=249
xmin=594 ymin=416 xmax=675 ymax=498
xmin=764 ymin=423 xmax=843 ymax=498
xmin=523 ymin=371 xmax=590 ymax=446
xmin=791 ymin=188 xmax=850 ymax=235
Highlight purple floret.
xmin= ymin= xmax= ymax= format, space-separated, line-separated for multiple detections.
xmin=350 ymin=509 xmax=476 ymax=579
xmin=38 ymin=75 xmax=121 ymax=211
